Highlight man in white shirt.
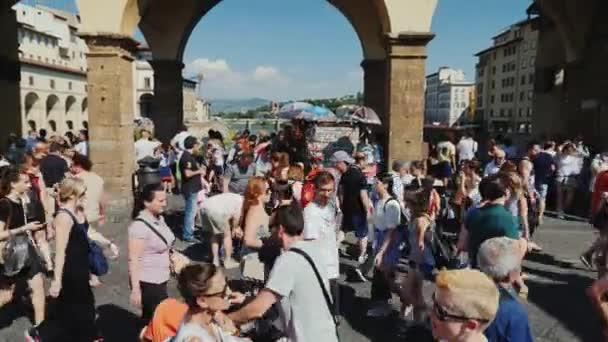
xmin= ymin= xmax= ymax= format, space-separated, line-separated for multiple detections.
xmin=134 ymin=129 xmax=161 ymax=161
xmin=229 ymin=204 xmax=338 ymax=342
xmin=484 ymin=149 xmax=506 ymax=177
xmin=457 ymin=132 xmax=478 ymax=162
xmin=303 ymin=171 xmax=340 ymax=317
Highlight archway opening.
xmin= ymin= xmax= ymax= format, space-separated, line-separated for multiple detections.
xmin=48 ymin=120 xmax=57 ymax=132
xmin=28 ymin=120 xmax=36 ymax=132
xmin=46 ymin=94 xmax=60 ymax=117
xmin=24 ymin=92 xmax=39 ymax=117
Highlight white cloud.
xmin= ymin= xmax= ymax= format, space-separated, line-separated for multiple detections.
xmin=184 ymin=57 xmax=360 ymax=100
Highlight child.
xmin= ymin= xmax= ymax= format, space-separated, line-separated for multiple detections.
xmin=157 ymin=144 xmax=174 ymax=193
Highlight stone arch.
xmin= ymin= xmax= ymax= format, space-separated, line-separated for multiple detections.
xmin=139 ymin=93 xmax=153 ymax=118
xmin=46 ymin=95 xmax=60 ymax=117
xmin=48 ymin=120 xmax=57 ymax=133
xmin=139 ymin=0 xmax=391 ymax=61
xmin=65 ymin=96 xmax=77 ymax=115
xmin=82 ymin=97 xmax=88 ymax=116
xmin=24 ymin=92 xmax=40 ymax=117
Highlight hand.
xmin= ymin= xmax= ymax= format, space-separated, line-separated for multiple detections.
xmin=130 ymin=289 xmax=142 ymax=308
xmin=228 ymin=291 xmax=246 ymax=305
xmin=214 ymin=312 xmax=238 ymax=335
xmin=374 ymin=252 xmax=384 ymax=269
xmin=232 ymin=227 xmax=244 ymax=239
xmin=24 ymin=222 xmax=43 ymax=232
xmin=108 ymin=242 xmax=120 ymax=260
xmin=418 ymin=241 xmax=425 ymax=252
xmin=602 ymin=192 xmax=608 ymax=200
xmin=49 ymin=280 xmax=61 ymax=298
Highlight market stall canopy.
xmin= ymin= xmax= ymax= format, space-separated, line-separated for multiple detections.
xmin=349 ymin=106 xmax=382 ymax=126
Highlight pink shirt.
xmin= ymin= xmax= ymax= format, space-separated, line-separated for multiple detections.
xmin=128 ymin=211 xmax=175 ymax=284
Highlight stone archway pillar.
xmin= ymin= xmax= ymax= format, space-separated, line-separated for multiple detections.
xmin=150 ymin=60 xmax=184 ymax=143
xmin=361 ymin=59 xmax=387 ymax=124
xmin=385 ymin=33 xmax=434 ymax=164
xmin=81 ymin=34 xmax=137 ymax=219
xmin=0 ymin=4 xmax=22 ymax=146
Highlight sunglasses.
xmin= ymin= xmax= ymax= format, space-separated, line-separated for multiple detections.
xmin=431 ymin=293 xmax=489 ymax=323
xmin=204 ymin=283 xmax=230 ymax=301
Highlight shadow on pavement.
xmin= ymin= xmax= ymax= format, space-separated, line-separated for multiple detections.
xmin=97 ymin=304 xmax=141 ymax=342
xmin=524 ymin=266 xmax=602 ymax=341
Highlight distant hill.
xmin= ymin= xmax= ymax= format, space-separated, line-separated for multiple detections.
xmin=209 ymin=98 xmax=271 ymax=115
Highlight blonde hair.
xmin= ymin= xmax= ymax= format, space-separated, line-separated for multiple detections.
xmin=58 ymin=177 xmax=87 ymax=203
xmin=287 ymin=165 xmax=304 ymax=182
xmin=435 ymin=269 xmax=499 ymax=329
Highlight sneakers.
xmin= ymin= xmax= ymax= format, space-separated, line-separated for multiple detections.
xmin=357 ymin=253 xmax=368 ymax=265
xmin=580 ymin=253 xmax=594 ymax=270
xmin=25 ymin=327 xmax=40 ymax=342
xmin=366 ymin=302 xmax=393 ymax=317
xmin=353 ymin=268 xmax=368 ymax=282
xmin=223 ymin=258 xmax=240 ymax=269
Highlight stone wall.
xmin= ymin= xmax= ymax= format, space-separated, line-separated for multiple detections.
xmin=309 ymin=123 xmax=360 ymax=160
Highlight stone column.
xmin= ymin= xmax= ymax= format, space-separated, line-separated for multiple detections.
xmin=150 ymin=60 xmax=184 ymax=143
xmin=385 ymin=33 xmax=434 ymax=163
xmin=361 ymin=59 xmax=387 ymax=124
xmin=81 ymin=34 xmax=137 ymax=220
xmin=0 ymin=4 xmax=22 ymax=148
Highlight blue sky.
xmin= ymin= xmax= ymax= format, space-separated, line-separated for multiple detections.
xmin=183 ymin=0 xmax=533 ymax=100
xmin=35 ymin=0 xmax=533 ymax=100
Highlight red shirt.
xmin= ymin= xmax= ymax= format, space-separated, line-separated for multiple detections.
xmin=592 ymin=170 xmax=608 ymax=215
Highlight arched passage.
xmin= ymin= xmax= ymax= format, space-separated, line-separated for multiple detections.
xmin=65 ymin=95 xmax=78 ymax=131
xmin=24 ymin=92 xmax=40 ymax=117
xmin=46 ymin=94 xmax=61 ymax=133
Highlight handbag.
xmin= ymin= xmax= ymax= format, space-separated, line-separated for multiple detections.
xmin=134 ymin=218 xmax=190 ymax=276
xmin=1 ymin=198 xmax=38 ymax=277
xmin=290 ymin=247 xmax=340 ymax=340
xmin=56 ymin=208 xmax=108 ymax=276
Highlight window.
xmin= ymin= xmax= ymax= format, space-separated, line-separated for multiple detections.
xmin=529 ymin=57 xmax=535 ymax=68
xmin=519 ymin=108 xmax=523 ymax=117
xmin=531 ymin=40 xmax=537 ymax=49
xmin=492 ymin=66 xmax=496 ymax=75
xmin=44 ymin=37 xmax=48 ymax=46
xmin=50 ymin=79 xmax=55 ymax=89
xmin=68 ymin=82 xmax=72 ymax=91
xmin=490 ymin=95 xmax=495 ymax=104
xmin=523 ymin=41 xmax=528 ymax=52
xmin=493 ymin=51 xmax=497 ymax=60
xmin=72 ymin=51 xmax=76 ymax=59
xmin=522 ymin=59 xmax=527 ymax=69
xmin=508 ymin=109 xmax=513 ymax=117
xmin=66 ymin=120 xmax=74 ymax=130
xmin=527 ymin=108 xmax=533 ymax=117
xmin=500 ymin=109 xmax=505 ymax=117
xmin=491 ymin=80 xmax=495 ymax=89
xmin=520 ymin=92 xmax=525 ymax=101
xmin=144 ymin=77 xmax=151 ymax=90
xmin=28 ymin=76 xmax=34 ymax=86
xmin=528 ymin=91 xmax=533 ymax=100
xmin=84 ymin=85 xmax=88 ymax=92
xmin=490 ymin=109 xmax=494 ymax=117
xmin=521 ymin=76 xmax=526 ymax=85
xmin=529 ymin=74 xmax=535 ymax=84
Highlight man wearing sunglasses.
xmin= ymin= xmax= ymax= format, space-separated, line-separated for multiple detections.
xmin=430 ymin=269 xmax=499 ymax=342
xmin=483 ymin=149 xmax=507 ymax=177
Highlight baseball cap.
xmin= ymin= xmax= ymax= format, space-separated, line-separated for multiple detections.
xmin=330 ymin=151 xmax=354 ymax=164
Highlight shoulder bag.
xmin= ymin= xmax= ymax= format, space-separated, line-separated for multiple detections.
xmin=56 ymin=208 xmax=108 ymax=276
xmin=290 ymin=247 xmax=340 ymax=341
xmin=1 ymin=198 xmax=38 ymax=277
xmin=134 ymin=218 xmax=190 ymax=276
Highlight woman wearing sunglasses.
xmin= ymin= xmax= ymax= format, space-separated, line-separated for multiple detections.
xmin=430 ymin=269 xmax=499 ymax=342
xmin=173 ymin=263 xmax=248 ymax=342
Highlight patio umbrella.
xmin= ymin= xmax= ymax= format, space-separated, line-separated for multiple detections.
xmin=350 ymin=106 xmax=382 ymax=125
xmin=293 ymin=106 xmax=337 ymax=122
xmin=278 ymin=101 xmax=313 ymax=114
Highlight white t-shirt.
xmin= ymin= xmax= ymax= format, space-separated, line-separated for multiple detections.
xmin=74 ymin=141 xmax=88 ymax=156
xmin=303 ymin=201 xmax=339 ymax=279
xmin=557 ymin=154 xmax=583 ymax=177
xmin=201 ymin=192 xmax=243 ymax=221
xmin=373 ymin=197 xmax=401 ymax=231
xmin=437 ymin=141 xmax=456 ymax=161
xmin=171 ymin=131 xmax=190 ymax=151
xmin=483 ymin=161 xmax=502 ymax=177
xmin=265 ymin=240 xmax=338 ymax=342
xmin=456 ymin=138 xmax=478 ymax=161
xmin=134 ymin=138 xmax=160 ymax=161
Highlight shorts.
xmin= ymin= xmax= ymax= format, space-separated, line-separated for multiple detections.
xmin=0 ymin=242 xmax=44 ymax=283
xmin=557 ymin=176 xmax=578 ymax=190
xmin=535 ymin=183 xmax=549 ymax=200
xmin=342 ymin=214 xmax=368 ymax=239
xmin=200 ymin=209 xmax=230 ymax=236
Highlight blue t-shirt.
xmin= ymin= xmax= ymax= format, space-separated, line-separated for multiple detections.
xmin=485 ymin=286 xmax=534 ymax=342
xmin=532 ymin=152 xmax=554 ymax=185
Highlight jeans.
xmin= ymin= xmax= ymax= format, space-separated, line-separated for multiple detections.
xmin=183 ymin=192 xmax=197 ymax=240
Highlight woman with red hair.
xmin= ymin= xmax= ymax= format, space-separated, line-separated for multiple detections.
xmin=239 ymin=177 xmax=271 ymax=281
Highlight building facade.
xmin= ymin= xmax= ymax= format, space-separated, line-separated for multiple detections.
xmin=425 ymin=67 xmax=475 ymax=127
xmin=15 ymin=3 xmax=210 ymax=137
xmin=475 ymin=18 xmax=538 ymax=134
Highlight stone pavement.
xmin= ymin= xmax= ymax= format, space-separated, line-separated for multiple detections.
xmin=0 ymin=205 xmax=602 ymax=341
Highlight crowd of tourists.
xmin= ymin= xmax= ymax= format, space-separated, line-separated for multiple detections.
xmin=2 ymin=123 xmax=608 ymax=341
